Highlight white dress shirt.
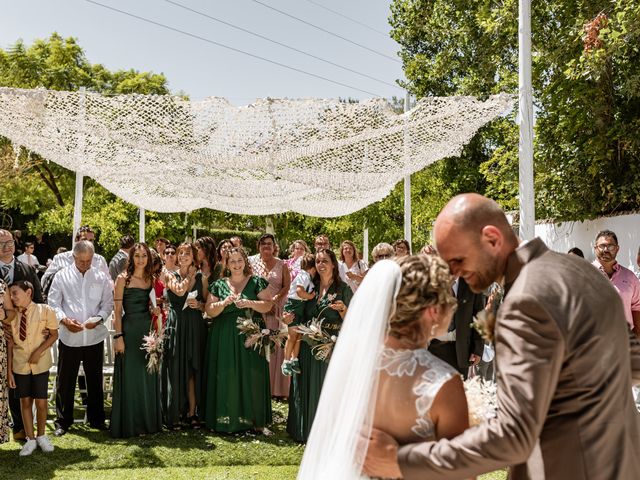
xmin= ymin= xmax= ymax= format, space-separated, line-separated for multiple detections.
xmin=41 ymin=250 xmax=111 ymax=287
xmin=17 ymin=253 xmax=40 ymax=267
xmin=47 ymin=264 xmax=114 ymax=347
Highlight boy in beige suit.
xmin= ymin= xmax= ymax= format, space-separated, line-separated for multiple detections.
xmin=364 ymin=193 xmax=640 ymax=480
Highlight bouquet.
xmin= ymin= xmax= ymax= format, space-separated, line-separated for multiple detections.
xmin=296 ymin=293 xmax=339 ymax=362
xmin=236 ymin=311 xmax=288 ymax=362
xmin=295 ymin=318 xmax=337 ymax=362
xmin=140 ymin=328 xmax=165 ymax=374
xmin=464 ymin=376 xmax=498 ymax=426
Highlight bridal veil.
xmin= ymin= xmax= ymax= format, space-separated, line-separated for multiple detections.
xmin=298 ymin=260 xmax=402 ymax=479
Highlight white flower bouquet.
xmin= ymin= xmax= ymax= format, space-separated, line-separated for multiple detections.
xmin=236 ymin=312 xmax=288 ymax=362
xmin=140 ymin=328 xmax=165 ymax=374
xmin=464 ymin=376 xmax=498 ymax=426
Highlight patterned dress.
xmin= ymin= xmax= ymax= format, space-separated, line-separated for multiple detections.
xmin=0 ymin=333 xmax=9 ymax=444
xmin=249 ymin=255 xmax=289 ymax=397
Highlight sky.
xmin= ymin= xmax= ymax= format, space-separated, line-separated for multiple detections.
xmin=1 ymin=0 xmax=406 ymax=104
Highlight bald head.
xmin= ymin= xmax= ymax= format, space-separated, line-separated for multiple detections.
xmin=433 ymin=194 xmax=518 ymax=292
xmin=435 ymin=194 xmax=513 ymax=239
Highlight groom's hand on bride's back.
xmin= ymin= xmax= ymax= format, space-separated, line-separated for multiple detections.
xmin=361 ymin=428 xmax=403 ymax=479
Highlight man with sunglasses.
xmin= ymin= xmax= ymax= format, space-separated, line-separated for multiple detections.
xmin=592 ymin=229 xmax=640 ymax=336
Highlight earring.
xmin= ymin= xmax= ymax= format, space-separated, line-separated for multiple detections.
xmin=430 ymin=324 xmax=437 ymax=337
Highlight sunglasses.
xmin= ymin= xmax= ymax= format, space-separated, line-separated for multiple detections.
xmin=165 ymin=251 xmax=176 ymax=256
xmin=375 ymin=254 xmax=391 ymax=260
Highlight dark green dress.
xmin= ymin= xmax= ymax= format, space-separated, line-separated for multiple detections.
xmin=287 ymin=279 xmax=353 ymax=442
xmin=111 ymin=287 xmax=162 ymax=438
xmin=161 ymin=272 xmax=207 ymax=427
xmin=203 ymin=276 xmax=272 ymax=432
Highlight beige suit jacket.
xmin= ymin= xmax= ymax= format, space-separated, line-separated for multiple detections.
xmin=398 ymin=238 xmax=640 ymax=480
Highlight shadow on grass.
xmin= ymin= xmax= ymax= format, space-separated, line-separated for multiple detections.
xmin=0 ymin=446 xmax=98 ymax=479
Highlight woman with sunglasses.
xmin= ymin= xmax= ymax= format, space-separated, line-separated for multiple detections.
xmin=371 ymin=242 xmax=394 ymax=265
xmin=161 ymin=245 xmax=178 ymax=281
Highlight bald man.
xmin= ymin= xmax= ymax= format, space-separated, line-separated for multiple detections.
xmin=364 ymin=193 xmax=640 ymax=480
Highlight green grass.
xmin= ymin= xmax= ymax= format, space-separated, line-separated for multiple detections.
xmin=0 ymin=400 xmax=506 ymax=479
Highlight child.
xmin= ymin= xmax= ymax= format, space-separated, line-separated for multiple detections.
xmin=7 ymin=280 xmax=58 ymax=456
xmin=281 ymin=254 xmax=316 ymax=376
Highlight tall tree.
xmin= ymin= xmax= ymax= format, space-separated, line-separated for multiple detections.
xmin=0 ymin=33 xmax=171 ymax=255
xmin=389 ymin=0 xmax=640 ymax=221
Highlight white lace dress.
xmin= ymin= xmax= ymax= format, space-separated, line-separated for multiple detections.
xmin=374 ymin=347 xmax=458 ymax=444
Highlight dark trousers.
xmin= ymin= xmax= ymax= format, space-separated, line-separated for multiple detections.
xmin=9 ymin=388 xmax=24 ymax=433
xmin=428 ymin=340 xmax=468 ymax=378
xmin=55 ymin=341 xmax=105 ymax=430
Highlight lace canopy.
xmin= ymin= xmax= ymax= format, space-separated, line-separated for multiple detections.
xmin=0 ymin=88 xmax=512 ymax=217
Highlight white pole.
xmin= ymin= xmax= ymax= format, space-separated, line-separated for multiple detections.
xmin=139 ymin=208 xmax=145 ymax=243
xmin=72 ymin=174 xmax=84 ymax=244
xmin=518 ymin=0 xmax=535 ymax=240
xmin=192 ymin=225 xmax=197 ymax=241
xmin=363 ymin=227 xmax=369 ymax=264
xmin=72 ymin=87 xmax=86 ymax=245
xmin=403 ymin=92 xmax=412 ymax=249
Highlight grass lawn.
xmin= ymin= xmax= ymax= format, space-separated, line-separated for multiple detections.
xmin=0 ymin=401 xmax=506 ymax=479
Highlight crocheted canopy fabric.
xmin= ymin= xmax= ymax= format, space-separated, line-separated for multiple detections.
xmin=0 ymin=88 xmax=513 ymax=216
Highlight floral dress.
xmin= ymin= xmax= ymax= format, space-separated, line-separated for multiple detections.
xmin=249 ymin=255 xmax=290 ymax=397
xmin=0 ymin=334 xmax=9 ymax=444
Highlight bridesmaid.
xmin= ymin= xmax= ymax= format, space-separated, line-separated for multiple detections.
xmin=111 ymin=243 xmax=162 ymax=438
xmin=249 ymin=234 xmax=290 ymax=399
xmin=195 ymin=236 xmax=217 ymax=289
xmin=285 ymin=249 xmax=352 ymax=442
xmin=163 ymin=243 xmax=207 ymax=428
xmin=212 ymin=239 xmax=233 ymax=281
xmin=203 ymin=247 xmax=273 ymax=433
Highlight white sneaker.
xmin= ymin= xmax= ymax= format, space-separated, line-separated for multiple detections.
xmin=19 ymin=438 xmax=37 ymax=457
xmin=36 ymin=435 xmax=54 ymax=453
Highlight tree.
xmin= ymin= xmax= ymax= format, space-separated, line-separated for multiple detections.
xmin=0 ymin=33 xmax=172 ymax=256
xmin=389 ymin=0 xmax=640 ymax=221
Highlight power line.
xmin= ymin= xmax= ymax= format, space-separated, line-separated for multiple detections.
xmin=83 ymin=0 xmax=382 ymax=97
xmin=300 ymin=0 xmax=389 ymax=37
xmin=248 ymin=0 xmax=400 ymax=64
xmin=163 ymin=0 xmax=400 ymax=90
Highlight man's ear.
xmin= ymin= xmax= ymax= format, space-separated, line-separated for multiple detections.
xmin=481 ymin=225 xmax=503 ymax=250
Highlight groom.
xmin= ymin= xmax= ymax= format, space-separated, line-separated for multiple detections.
xmin=364 ymin=193 xmax=640 ymax=480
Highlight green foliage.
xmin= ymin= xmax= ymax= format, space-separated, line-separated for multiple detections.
xmin=0 ymin=33 xmax=174 ymax=257
xmin=390 ymin=0 xmax=640 ymax=221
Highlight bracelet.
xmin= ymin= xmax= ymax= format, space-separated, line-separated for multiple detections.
xmin=113 ymin=332 xmax=124 ymax=339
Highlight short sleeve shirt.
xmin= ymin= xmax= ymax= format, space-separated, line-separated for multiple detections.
xmin=11 ymin=302 xmax=59 ymax=375
xmin=287 ymin=270 xmax=314 ymax=300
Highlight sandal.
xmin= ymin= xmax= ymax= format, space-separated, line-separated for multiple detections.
xmin=189 ymin=415 xmax=201 ymax=429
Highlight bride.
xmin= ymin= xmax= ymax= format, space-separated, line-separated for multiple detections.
xmin=298 ymin=255 xmax=470 ymax=479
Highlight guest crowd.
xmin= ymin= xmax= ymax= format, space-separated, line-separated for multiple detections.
xmin=0 ymin=225 xmax=639 ymax=457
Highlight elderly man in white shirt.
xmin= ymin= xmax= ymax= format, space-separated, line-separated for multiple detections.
xmin=41 ymin=226 xmax=110 ymax=294
xmin=47 ymin=240 xmax=113 ymax=436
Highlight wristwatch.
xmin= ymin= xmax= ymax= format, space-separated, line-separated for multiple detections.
xmin=113 ymin=332 xmax=124 ymax=339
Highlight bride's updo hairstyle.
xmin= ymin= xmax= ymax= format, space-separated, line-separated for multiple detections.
xmin=388 ymin=254 xmax=457 ymax=345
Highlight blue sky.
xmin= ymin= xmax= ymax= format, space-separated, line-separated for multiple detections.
xmin=1 ymin=0 xmax=406 ymax=104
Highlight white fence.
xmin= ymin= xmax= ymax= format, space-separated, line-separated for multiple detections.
xmin=535 ymin=212 xmax=640 ymax=270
